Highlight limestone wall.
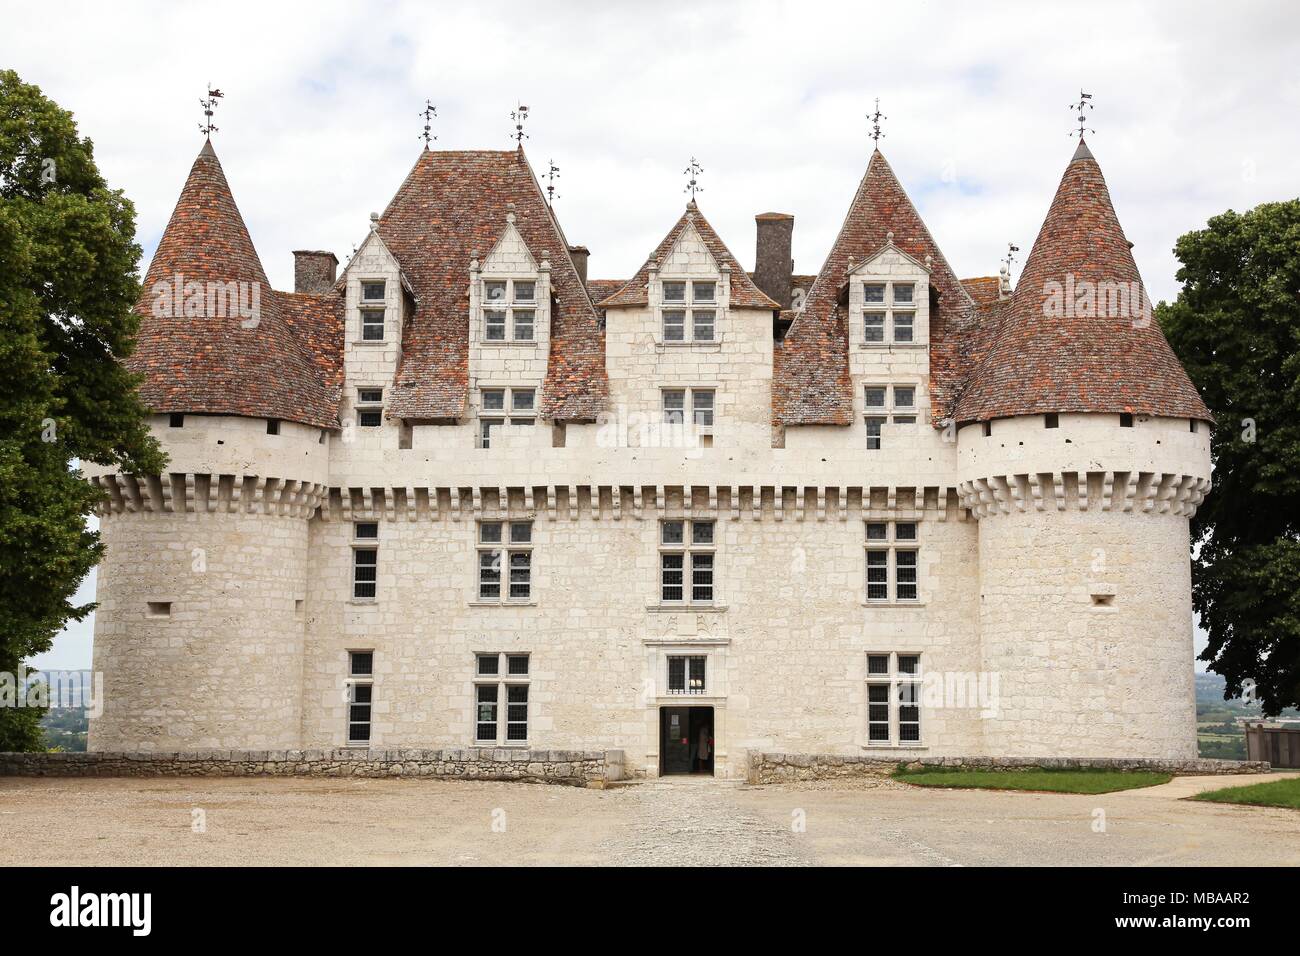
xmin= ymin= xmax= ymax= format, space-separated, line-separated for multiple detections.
xmin=299 ymin=494 xmax=983 ymax=778
xmin=88 ymin=509 xmax=309 ymax=751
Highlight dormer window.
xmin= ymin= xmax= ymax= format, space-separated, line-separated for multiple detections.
xmin=361 ymin=309 xmax=385 ymax=341
xmin=482 ymin=279 xmax=536 ymax=343
xmin=661 ymin=280 xmax=717 ymax=343
xmin=863 ymin=281 xmax=916 ymax=344
xmin=864 ymin=384 xmax=919 ymax=449
xmin=357 ymin=388 xmax=384 ymax=427
xmin=362 ymin=281 xmax=386 ymax=301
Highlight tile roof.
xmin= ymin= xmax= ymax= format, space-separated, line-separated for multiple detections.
xmin=378 ymin=148 xmax=607 ymax=421
xmin=960 ymin=275 xmax=1002 ymax=307
xmin=130 ymin=140 xmax=342 ymax=429
xmin=952 ymin=140 xmax=1212 ymax=425
xmin=597 ymin=202 xmax=780 ymax=310
xmin=586 ymin=279 xmax=626 ymax=304
xmin=774 ymin=149 xmax=975 ymax=425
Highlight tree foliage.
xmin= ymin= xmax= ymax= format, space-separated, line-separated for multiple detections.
xmin=0 ymin=70 xmax=163 ymax=750
xmin=1159 ymin=199 xmax=1300 ymax=714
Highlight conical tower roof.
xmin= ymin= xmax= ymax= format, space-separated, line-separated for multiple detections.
xmin=953 ymin=140 xmax=1211 ymax=424
xmin=129 ymin=140 xmax=340 ymax=429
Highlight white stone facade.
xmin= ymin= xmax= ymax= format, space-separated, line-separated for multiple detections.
xmin=85 ymin=216 xmax=1213 ymax=779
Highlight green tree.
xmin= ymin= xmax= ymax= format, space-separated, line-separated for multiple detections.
xmin=1159 ymin=199 xmax=1300 ymax=715
xmin=0 ymin=70 xmax=163 ymax=750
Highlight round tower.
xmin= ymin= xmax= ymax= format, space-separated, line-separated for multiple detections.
xmin=953 ymin=140 xmax=1213 ymax=760
xmin=87 ymin=141 xmax=339 ymax=751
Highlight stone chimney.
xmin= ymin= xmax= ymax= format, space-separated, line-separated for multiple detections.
xmin=293 ymin=250 xmax=339 ymax=294
xmin=568 ymin=245 xmax=590 ymax=286
xmin=754 ymin=213 xmax=794 ymax=309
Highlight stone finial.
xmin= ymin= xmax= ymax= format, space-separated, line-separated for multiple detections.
xmin=369 ymin=212 xmax=380 ymax=232
xmin=886 ymin=230 xmax=894 ymax=245
xmin=924 ymin=254 xmax=933 ymax=270
xmin=998 ymin=262 xmax=1012 ymax=296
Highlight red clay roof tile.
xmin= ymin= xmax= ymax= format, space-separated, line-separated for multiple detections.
xmin=953 ymin=140 xmax=1212 ymax=425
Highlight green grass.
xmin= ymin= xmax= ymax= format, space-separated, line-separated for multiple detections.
xmin=891 ymin=766 xmax=1172 ymax=794
xmin=1190 ymin=776 xmax=1300 ymax=810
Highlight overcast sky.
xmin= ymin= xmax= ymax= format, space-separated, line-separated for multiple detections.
xmin=10 ymin=0 xmax=1298 ymax=670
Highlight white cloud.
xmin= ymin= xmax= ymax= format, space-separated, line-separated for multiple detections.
xmin=8 ymin=0 xmax=1296 ymax=667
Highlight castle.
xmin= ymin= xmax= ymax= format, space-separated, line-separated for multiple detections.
xmin=84 ymin=127 xmax=1213 ymax=779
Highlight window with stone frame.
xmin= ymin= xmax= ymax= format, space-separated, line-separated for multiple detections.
xmin=359 ymin=282 xmax=387 ymax=342
xmin=352 ymin=522 xmax=379 ymax=600
xmin=478 ymin=387 xmax=536 ymax=448
xmin=660 ymin=279 xmax=718 ymax=343
xmin=474 ymin=652 xmax=530 ymax=744
xmin=862 ymin=280 xmax=917 ymax=344
xmin=864 ymin=520 xmax=919 ymax=603
xmin=477 ymin=520 xmax=533 ymax=603
xmin=863 ymin=384 xmax=919 ymax=448
xmin=482 ymin=278 xmax=538 ymax=343
xmin=357 ymin=388 xmax=384 ymax=428
xmin=865 ymin=652 xmax=922 ymax=745
xmin=667 ymin=654 xmax=707 ymax=695
xmin=659 ymin=519 xmax=715 ymax=605
xmin=346 ymin=650 xmax=374 ymax=745
xmin=662 ymin=388 xmax=715 ymax=428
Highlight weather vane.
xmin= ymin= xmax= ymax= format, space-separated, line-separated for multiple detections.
xmin=683 ymin=157 xmax=703 ymax=201
xmin=868 ymin=98 xmax=887 ymax=145
xmin=1004 ymin=242 xmax=1020 ymax=272
xmin=511 ymin=104 xmax=530 ymax=144
xmin=545 ymin=159 xmax=561 ymax=206
xmin=418 ymin=100 xmax=437 ymax=147
xmin=199 ymin=86 xmax=223 ymax=138
xmin=1070 ymin=90 xmax=1094 ymax=138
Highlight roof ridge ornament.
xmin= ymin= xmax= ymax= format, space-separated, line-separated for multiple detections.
xmin=419 ymin=100 xmax=437 ymax=147
xmin=868 ymin=97 xmax=886 ymax=146
xmin=684 ymin=157 xmax=703 ymax=201
xmin=545 ymin=159 xmax=560 ymax=207
xmin=1070 ymin=89 xmax=1094 ymax=139
xmin=511 ymin=103 xmax=530 ymax=145
xmin=199 ymin=86 xmax=223 ymax=139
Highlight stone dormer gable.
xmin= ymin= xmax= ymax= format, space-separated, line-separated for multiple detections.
xmin=471 ymin=210 xmax=552 ymax=347
xmin=774 ymin=148 xmax=973 ymax=428
xmin=376 ymin=148 xmax=607 ymax=423
xmin=341 ymin=218 xmax=416 ymax=347
xmin=598 ymin=203 xmax=779 ymax=311
xmin=845 ymin=236 xmax=933 ymax=348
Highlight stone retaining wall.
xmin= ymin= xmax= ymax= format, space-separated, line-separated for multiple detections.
xmin=0 ymin=749 xmax=621 ymax=787
xmin=747 ymin=752 xmax=1271 ymax=784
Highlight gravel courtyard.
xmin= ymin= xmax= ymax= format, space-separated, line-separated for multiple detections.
xmin=2 ymin=772 xmax=1297 ymax=867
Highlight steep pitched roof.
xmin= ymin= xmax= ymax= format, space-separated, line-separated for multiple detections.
xmin=953 ymin=140 xmax=1212 ymax=425
xmin=129 ymin=140 xmax=341 ymax=429
xmin=586 ymin=279 xmax=625 ymax=304
xmin=774 ymin=149 xmax=975 ymax=425
xmin=378 ymin=148 xmax=607 ymax=421
xmin=597 ymin=202 xmax=779 ymax=310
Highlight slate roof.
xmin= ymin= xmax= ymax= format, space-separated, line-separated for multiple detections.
xmin=598 ymin=202 xmax=780 ymax=310
xmin=773 ymin=149 xmax=976 ymax=425
xmin=952 ymin=140 xmax=1212 ymax=425
xmin=378 ymin=148 xmax=607 ymax=421
xmin=130 ymin=140 xmax=342 ymax=429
